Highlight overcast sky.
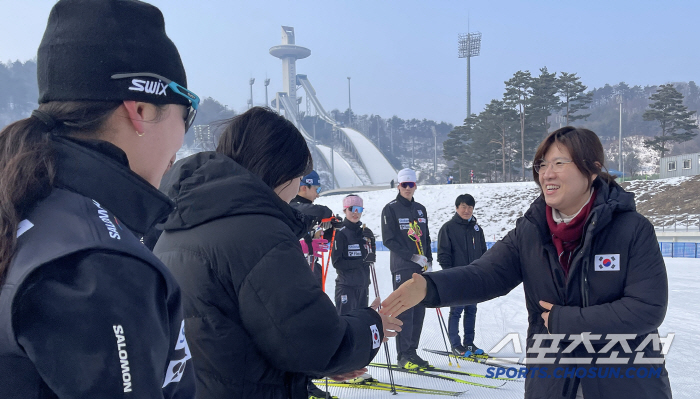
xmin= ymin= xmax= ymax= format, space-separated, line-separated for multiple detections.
xmin=2 ymin=0 xmax=698 ymax=125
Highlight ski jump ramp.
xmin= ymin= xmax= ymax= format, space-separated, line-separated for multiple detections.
xmin=315 ymin=145 xmax=365 ymax=187
xmin=298 ymin=75 xmax=397 ymax=185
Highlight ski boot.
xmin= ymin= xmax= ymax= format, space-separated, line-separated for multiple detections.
xmin=452 ymin=344 xmax=467 ymax=356
xmin=464 ymin=344 xmax=484 ymax=357
xmin=345 ymin=372 xmax=373 ymax=384
xmin=308 ymin=382 xmax=338 ymax=399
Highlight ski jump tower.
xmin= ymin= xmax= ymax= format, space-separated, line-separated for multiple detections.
xmin=270 ymin=26 xmax=396 ymax=189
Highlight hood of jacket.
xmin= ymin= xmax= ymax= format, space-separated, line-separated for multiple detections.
xmin=158 ymin=151 xmax=306 ymax=237
xmin=525 ymin=176 xmax=636 ymax=241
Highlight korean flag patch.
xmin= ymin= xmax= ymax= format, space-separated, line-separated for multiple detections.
xmin=370 ymin=324 xmax=381 ymax=349
xmin=595 ymin=254 xmax=620 ymax=271
xmin=395 ymin=274 xmax=401 ymax=283
xmin=474 ymin=225 xmax=480 ymax=232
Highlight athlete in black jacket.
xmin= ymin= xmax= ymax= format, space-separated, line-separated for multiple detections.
xmin=381 ymin=168 xmax=432 ymax=369
xmin=154 ymin=108 xmax=401 ymax=399
xmin=437 ymin=194 xmax=487 ymax=356
xmin=0 ymin=1 xmax=198 ymax=397
xmin=331 ymin=195 xmax=376 ymax=315
xmin=290 ymin=170 xmax=337 ymax=286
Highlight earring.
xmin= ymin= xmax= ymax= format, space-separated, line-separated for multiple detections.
xmin=136 ymin=130 xmax=144 ymax=137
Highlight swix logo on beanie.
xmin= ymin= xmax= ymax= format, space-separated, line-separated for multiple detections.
xmin=128 ymin=79 xmax=168 ymax=96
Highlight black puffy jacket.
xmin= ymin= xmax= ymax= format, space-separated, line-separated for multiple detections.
xmin=423 ymin=178 xmax=672 ymax=399
xmin=154 ymin=152 xmax=384 ymax=399
xmin=437 ymin=214 xmax=487 ymax=269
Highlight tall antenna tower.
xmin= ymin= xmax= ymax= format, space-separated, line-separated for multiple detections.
xmin=458 ymin=28 xmax=481 ymax=120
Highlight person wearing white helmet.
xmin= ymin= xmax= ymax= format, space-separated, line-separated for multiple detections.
xmin=380 ymin=168 xmax=433 ymax=369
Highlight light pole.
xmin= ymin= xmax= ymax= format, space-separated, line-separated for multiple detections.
xmin=264 ymin=78 xmax=270 ymax=107
xmin=347 ymin=77 xmax=352 ymax=126
xmin=248 ymin=78 xmax=255 ymax=109
xmin=618 ymin=95 xmax=623 ymax=173
xmin=458 ymin=31 xmax=482 ymax=120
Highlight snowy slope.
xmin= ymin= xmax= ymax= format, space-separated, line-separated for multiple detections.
xmin=319 ymin=253 xmax=696 ymax=399
xmin=316 ymin=144 xmax=365 ymax=187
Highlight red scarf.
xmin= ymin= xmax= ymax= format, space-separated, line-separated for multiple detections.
xmin=545 ymin=190 xmax=597 ymax=277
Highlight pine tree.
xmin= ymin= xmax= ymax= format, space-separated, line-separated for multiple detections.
xmin=478 ymin=100 xmax=519 ymax=181
xmin=558 ymin=72 xmax=593 ymax=124
xmin=504 ymin=71 xmax=533 ymax=181
xmin=642 ymin=84 xmax=698 ymax=158
xmin=529 ymin=67 xmax=560 ymax=136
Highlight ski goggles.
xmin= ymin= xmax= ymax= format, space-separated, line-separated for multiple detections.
xmin=111 ymin=72 xmax=200 ymax=132
xmin=400 ymin=182 xmax=416 ymax=188
xmin=346 ymin=206 xmax=364 ymax=214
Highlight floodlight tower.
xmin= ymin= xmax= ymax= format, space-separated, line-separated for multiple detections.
xmin=269 ymin=26 xmax=311 ymax=121
xmin=248 ymin=78 xmax=255 ymax=109
xmin=458 ymin=31 xmax=481 ymax=120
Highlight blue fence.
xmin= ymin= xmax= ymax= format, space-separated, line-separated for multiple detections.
xmin=376 ymin=241 xmax=699 ymax=258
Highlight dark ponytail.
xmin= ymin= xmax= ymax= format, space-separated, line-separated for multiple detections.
xmin=0 ymin=101 xmax=121 ymax=285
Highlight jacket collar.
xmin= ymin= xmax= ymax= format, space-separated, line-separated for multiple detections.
xmin=525 ymin=177 xmax=635 ymax=241
xmin=51 ymin=136 xmax=174 ymax=235
xmin=395 ymin=193 xmax=414 ymax=207
xmin=342 ymin=218 xmax=362 ymax=232
xmin=451 ymin=213 xmax=476 ymax=226
xmin=291 ymin=195 xmax=312 ymax=205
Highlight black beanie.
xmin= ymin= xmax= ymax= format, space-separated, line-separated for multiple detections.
xmin=37 ymin=0 xmax=189 ymax=106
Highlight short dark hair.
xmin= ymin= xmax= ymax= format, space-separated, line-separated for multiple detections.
xmin=455 ymin=194 xmax=475 ymax=207
xmin=532 ymin=126 xmax=614 ymax=190
xmin=216 ymin=107 xmax=313 ymax=189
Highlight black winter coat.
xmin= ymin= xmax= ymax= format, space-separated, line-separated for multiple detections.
xmin=0 ymin=137 xmax=194 ymax=399
xmin=437 ymin=214 xmax=487 ymax=269
xmin=423 ymin=178 xmax=671 ymax=399
xmin=154 ymin=152 xmax=384 ymax=399
xmin=381 ymin=194 xmax=432 ymax=273
xmin=290 ymin=195 xmax=333 ymax=283
xmin=332 ymin=219 xmax=373 ymax=287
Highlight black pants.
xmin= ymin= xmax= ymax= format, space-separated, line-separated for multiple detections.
xmin=335 ymin=285 xmax=369 ymax=315
xmin=448 ymin=304 xmax=477 ymax=347
xmin=392 ymin=269 xmax=425 ymax=359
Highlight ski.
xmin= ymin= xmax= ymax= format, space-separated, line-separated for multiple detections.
xmin=423 ymin=348 xmax=526 ymax=368
xmin=314 ymin=379 xmax=465 ymax=396
xmin=387 ymin=362 xmax=520 ymax=382
xmin=368 ymin=363 xmax=506 ymax=389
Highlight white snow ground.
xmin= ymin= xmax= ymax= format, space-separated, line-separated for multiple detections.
xmin=320 ymin=253 xmax=697 ymax=399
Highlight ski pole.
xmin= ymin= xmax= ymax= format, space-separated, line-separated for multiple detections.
xmin=323 ymin=228 xmax=336 ymax=292
xmin=436 ymin=308 xmax=460 ymax=368
xmin=363 ymin=224 xmax=397 ymax=395
xmin=369 ymin=261 xmax=397 ymax=395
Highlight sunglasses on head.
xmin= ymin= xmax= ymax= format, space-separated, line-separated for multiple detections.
xmin=400 ymin=182 xmax=416 ymax=188
xmin=111 ymin=72 xmax=200 ymax=132
xmin=347 ymin=206 xmax=364 ymax=214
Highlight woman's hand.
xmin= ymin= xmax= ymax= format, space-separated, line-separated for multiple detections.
xmin=329 ymin=368 xmax=367 ymax=381
xmin=539 ymin=300 xmax=553 ymax=333
xmin=370 ymin=297 xmax=402 ymax=341
xmin=379 ymin=273 xmax=427 ymax=318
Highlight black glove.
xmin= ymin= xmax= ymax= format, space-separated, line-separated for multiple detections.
xmin=362 ymin=227 xmax=374 ymax=239
xmin=330 ymin=216 xmax=343 ymax=229
xmin=364 ymin=252 xmax=376 ymax=263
